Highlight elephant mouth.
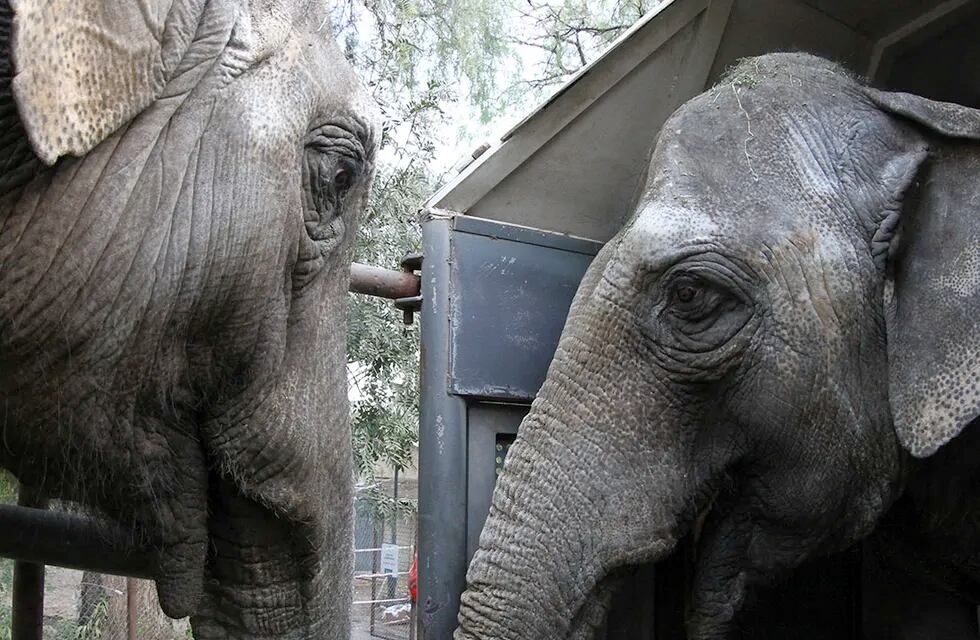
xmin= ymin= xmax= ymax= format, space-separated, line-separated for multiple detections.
xmin=149 ymin=464 xmax=271 ymax=624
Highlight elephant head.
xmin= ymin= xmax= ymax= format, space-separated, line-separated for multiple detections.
xmin=0 ymin=1 xmax=376 ymax=637
xmin=456 ymin=53 xmax=980 ymax=639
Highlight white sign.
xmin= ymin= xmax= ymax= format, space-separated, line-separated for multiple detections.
xmin=380 ymin=543 xmax=400 ymax=576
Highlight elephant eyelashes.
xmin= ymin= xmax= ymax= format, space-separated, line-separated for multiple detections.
xmin=302 ymin=122 xmax=367 ymax=229
xmin=301 ymin=143 xmax=363 ymax=262
xmin=306 ymin=152 xmax=360 ymax=215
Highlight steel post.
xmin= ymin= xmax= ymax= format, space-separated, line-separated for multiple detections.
xmin=417 ymin=216 xmax=469 ymax=639
xmin=127 ymin=578 xmax=137 ymax=640
xmin=11 ymin=489 xmax=48 ymax=640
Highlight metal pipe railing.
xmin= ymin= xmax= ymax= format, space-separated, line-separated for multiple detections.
xmin=0 ymin=504 xmax=158 ymax=579
xmin=349 ymin=256 xmax=423 ymax=324
xmin=349 ymin=262 xmax=421 ymax=300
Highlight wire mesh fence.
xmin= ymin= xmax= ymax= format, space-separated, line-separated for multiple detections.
xmin=352 ymin=477 xmax=418 ymax=640
xmin=0 ymin=562 xmax=191 ymax=640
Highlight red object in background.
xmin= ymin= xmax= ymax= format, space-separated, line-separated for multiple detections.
xmin=408 ymin=554 xmax=418 ymax=603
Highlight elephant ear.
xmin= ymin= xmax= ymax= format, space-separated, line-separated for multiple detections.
xmin=10 ymin=0 xmax=208 ymax=165
xmin=865 ymin=88 xmax=980 ymax=458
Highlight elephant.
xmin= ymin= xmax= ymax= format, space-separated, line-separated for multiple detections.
xmin=455 ymin=52 xmax=980 ymax=639
xmin=0 ymin=1 xmax=376 ymax=638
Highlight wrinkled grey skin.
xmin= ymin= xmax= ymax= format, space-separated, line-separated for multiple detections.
xmin=0 ymin=1 xmax=376 ymax=638
xmin=457 ymin=53 xmax=980 ymax=640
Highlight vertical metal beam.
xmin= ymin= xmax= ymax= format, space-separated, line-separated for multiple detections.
xmin=126 ymin=578 xmax=137 ymax=640
xmin=417 ymin=214 xmax=469 ymax=639
xmin=11 ymin=488 xmax=47 ymax=640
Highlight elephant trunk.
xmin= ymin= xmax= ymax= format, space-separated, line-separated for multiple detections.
xmin=185 ymin=268 xmax=355 ymax=639
xmin=456 ymin=379 xmax=696 ymax=639
xmin=188 ymin=477 xmax=350 ymax=640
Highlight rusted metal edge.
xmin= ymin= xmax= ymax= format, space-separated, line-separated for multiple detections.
xmin=0 ymin=505 xmax=157 ymax=579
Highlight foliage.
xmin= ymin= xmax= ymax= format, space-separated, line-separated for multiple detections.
xmin=337 ymin=0 xmax=656 ymax=492
xmin=46 ymin=599 xmax=109 ymax=640
xmin=356 ymin=482 xmax=418 ymax=521
xmin=0 ymin=469 xmax=15 ymax=504
xmin=335 ymin=0 xmax=511 ymax=125
xmin=0 ymin=473 xmax=10 ymax=640
xmin=0 ymin=559 xmax=10 ymax=640
xmin=506 ymin=0 xmax=662 ymax=95
xmin=338 ymin=0 xmax=509 ymax=488
xmin=0 ymin=470 xmax=14 ymax=640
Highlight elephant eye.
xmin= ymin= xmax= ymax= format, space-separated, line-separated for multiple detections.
xmin=301 ymin=148 xmax=363 ymax=266
xmin=333 ymin=167 xmax=354 ymax=194
xmin=665 ymin=277 xmax=730 ymax=322
xmin=670 ymin=279 xmax=707 ymax=309
xmin=654 ymin=260 xmax=755 ymax=350
xmin=305 ymin=150 xmax=361 ymax=218
xmin=675 ymin=284 xmax=700 ymax=304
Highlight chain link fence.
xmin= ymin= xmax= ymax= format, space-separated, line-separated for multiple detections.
xmin=0 ymin=564 xmax=190 ymax=640
xmin=352 ymin=476 xmax=418 ymax=640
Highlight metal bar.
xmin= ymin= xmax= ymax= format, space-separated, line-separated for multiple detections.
xmin=353 ymin=597 xmax=411 ymax=606
xmin=11 ymin=489 xmax=48 ymax=640
xmin=0 ymin=505 xmax=157 ymax=579
xmin=388 ymin=468 xmax=399 ymax=599
xmin=126 ymin=577 xmax=137 ymax=640
xmin=354 ymin=546 xmax=413 ymax=553
xmin=349 ymin=263 xmax=420 ymax=300
xmin=356 ymin=571 xmax=411 ymax=580
xmin=867 ymin=0 xmax=972 ymax=80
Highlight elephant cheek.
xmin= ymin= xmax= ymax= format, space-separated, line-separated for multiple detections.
xmin=187 ymin=290 xmax=353 ymax=638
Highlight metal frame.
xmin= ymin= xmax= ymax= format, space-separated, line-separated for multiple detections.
xmin=417 ymin=212 xmax=603 ymax=639
xmin=866 ymin=0 xmax=977 ymax=82
xmin=0 ymin=504 xmax=157 ymax=577
xmin=349 ymin=262 xmax=420 ymax=301
xmin=10 ymin=489 xmax=47 ymax=640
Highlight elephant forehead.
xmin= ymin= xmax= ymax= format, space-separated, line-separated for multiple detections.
xmin=657 ymin=111 xmax=853 ymax=211
xmin=230 ymin=0 xmax=333 ymax=65
xmin=208 ymin=28 xmax=376 ymax=164
xmin=642 ymin=125 xmax=867 ymax=259
xmin=623 ymin=204 xmax=721 ymax=261
xmin=624 ymin=199 xmax=855 ymax=280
